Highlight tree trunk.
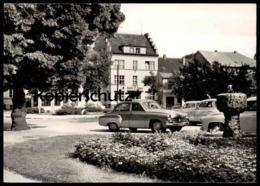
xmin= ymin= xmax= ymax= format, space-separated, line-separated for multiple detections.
xmin=11 ymin=84 xmax=30 ymax=131
xmin=223 ymin=113 xmax=241 ymax=138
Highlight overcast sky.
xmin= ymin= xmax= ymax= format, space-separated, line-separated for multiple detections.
xmin=117 ymin=3 xmax=256 ymax=59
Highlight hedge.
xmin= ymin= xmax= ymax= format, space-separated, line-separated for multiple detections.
xmin=73 ymin=132 xmax=256 ymax=182
xmin=26 ymin=107 xmax=45 ymax=114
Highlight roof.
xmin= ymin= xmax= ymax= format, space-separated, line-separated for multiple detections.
xmin=198 ymin=50 xmax=256 ymax=67
xmin=158 ymin=57 xmax=183 ymax=73
xmin=94 ymin=33 xmax=158 ymax=56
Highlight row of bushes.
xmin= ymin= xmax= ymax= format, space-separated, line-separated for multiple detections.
xmin=55 ymin=102 xmax=106 ymax=115
xmin=73 ymin=132 xmax=256 ymax=182
xmin=26 ymin=107 xmax=45 ymax=114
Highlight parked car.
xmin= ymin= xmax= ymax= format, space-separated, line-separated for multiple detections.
xmin=185 ymin=99 xmax=220 ymax=125
xmin=200 ymin=97 xmax=257 ymax=133
xmin=99 ymin=99 xmax=189 ymax=132
xmin=173 ymin=100 xmax=202 ymax=110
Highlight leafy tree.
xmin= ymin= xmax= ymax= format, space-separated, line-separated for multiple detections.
xmin=142 ymin=71 xmax=162 ymax=99
xmin=172 ymin=60 xmax=254 ymax=101
xmin=3 ymin=3 xmax=125 ymax=130
xmin=82 ymin=48 xmax=112 ymax=92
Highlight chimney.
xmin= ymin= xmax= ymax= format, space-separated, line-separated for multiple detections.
xmin=163 ymin=54 xmax=167 ymax=60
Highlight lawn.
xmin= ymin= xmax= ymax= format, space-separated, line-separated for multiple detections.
xmin=4 ymin=134 xmax=162 ymax=183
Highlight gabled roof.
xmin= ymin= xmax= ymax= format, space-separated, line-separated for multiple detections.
xmin=94 ymin=33 xmax=158 ymax=56
xmin=198 ymin=50 xmax=256 ymax=67
xmin=158 ymin=57 xmax=183 ymax=73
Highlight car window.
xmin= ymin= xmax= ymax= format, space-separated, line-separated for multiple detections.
xmin=184 ymin=103 xmax=195 ymax=109
xmin=199 ymin=101 xmax=214 ymax=108
xmin=246 ymin=101 xmax=257 ymax=111
xmin=114 ymin=103 xmax=130 ymax=111
xmin=132 ymin=103 xmax=144 ymax=111
xmin=142 ymin=101 xmax=161 ymax=110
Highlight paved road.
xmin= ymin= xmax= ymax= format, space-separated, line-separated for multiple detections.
xmin=3 ymin=113 xmax=202 ymax=182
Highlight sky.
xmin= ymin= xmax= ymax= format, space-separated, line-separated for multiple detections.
xmin=117 ymin=3 xmax=256 ymax=59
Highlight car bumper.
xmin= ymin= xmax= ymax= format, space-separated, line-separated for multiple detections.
xmin=166 ymin=121 xmax=189 ymax=128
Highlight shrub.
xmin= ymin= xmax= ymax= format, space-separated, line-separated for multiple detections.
xmin=26 ymin=107 xmax=45 ymax=114
xmin=85 ymin=101 xmax=105 ymax=112
xmin=55 ymin=108 xmax=84 ymax=115
xmin=73 ymin=132 xmax=256 ymax=182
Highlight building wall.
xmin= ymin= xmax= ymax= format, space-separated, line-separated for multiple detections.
xmin=110 ymin=54 xmax=158 ymax=100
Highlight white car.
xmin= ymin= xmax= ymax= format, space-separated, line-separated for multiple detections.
xmin=200 ymin=97 xmax=257 ymax=133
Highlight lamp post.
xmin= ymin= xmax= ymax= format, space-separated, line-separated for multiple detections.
xmin=117 ymin=64 xmax=119 ymax=103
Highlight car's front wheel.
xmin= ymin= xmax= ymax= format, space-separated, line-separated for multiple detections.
xmin=151 ymin=121 xmax=165 ymax=133
xmin=108 ymin=123 xmax=119 ymax=132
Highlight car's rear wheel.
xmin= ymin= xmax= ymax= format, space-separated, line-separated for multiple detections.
xmin=151 ymin=121 xmax=165 ymax=133
xmin=129 ymin=128 xmax=137 ymax=132
xmin=108 ymin=123 xmax=119 ymax=132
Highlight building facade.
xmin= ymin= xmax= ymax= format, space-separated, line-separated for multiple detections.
xmin=157 ymin=55 xmax=184 ymax=109
xmin=94 ymin=33 xmax=159 ymax=103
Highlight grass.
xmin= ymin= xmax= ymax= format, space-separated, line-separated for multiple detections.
xmin=4 ymin=134 xmax=163 ymax=183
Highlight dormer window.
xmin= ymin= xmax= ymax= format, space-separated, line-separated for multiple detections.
xmin=130 ymin=47 xmax=134 ymax=53
xmin=122 ymin=46 xmax=146 ymax=54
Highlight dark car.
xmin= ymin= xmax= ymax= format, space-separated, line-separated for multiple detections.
xmin=99 ymin=99 xmax=189 ymax=132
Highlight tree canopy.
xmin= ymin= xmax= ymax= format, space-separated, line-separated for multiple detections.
xmin=3 ymin=3 xmax=125 ymax=92
xmin=142 ymin=71 xmax=162 ymax=96
xmin=171 ymin=60 xmax=254 ymax=101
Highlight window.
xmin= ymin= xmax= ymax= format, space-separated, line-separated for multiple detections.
xmin=145 ymin=61 xmax=155 ymax=70
xmin=115 ymin=103 xmax=130 ymax=111
xmin=130 ymin=47 xmax=134 ymax=53
xmin=132 ymin=103 xmax=144 ymax=111
xmin=9 ymin=89 xmax=13 ymax=98
xmin=114 ymin=75 xmax=125 ymax=85
xmin=199 ymin=101 xmax=214 ymax=108
xmin=42 ymin=96 xmax=51 ymax=106
xmin=114 ymin=60 xmax=125 ymax=69
xmin=136 ymin=48 xmax=140 ymax=54
xmin=133 ymin=60 xmax=138 ymax=70
xmin=246 ymin=101 xmax=257 ymax=111
xmin=133 ymin=76 xmax=138 ymax=86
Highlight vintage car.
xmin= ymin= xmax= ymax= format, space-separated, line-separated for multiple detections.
xmin=200 ymin=97 xmax=257 ymax=133
xmin=173 ymin=100 xmax=202 ymax=110
xmin=185 ymin=98 xmax=220 ymax=125
xmin=99 ymin=99 xmax=189 ymax=132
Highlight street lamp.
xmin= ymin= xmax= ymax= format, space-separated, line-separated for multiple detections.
xmin=117 ymin=64 xmax=119 ymax=103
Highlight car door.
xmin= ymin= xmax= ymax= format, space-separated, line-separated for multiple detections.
xmin=193 ymin=101 xmax=218 ymax=122
xmin=113 ymin=103 xmax=131 ymax=128
xmin=129 ymin=103 xmax=147 ymax=128
xmin=240 ymin=100 xmax=257 ymax=132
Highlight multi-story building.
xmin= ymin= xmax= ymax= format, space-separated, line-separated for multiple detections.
xmin=157 ymin=55 xmax=184 ymax=109
xmin=94 ymin=33 xmax=159 ymax=103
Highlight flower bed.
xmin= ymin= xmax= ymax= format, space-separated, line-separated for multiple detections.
xmin=73 ymin=132 xmax=256 ymax=182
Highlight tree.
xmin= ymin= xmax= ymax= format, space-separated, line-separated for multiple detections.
xmin=142 ymin=71 xmax=162 ymax=100
xmin=3 ymin=3 xmax=125 ymax=130
xmin=82 ymin=48 xmax=112 ymax=93
xmin=172 ymin=60 xmax=253 ymax=101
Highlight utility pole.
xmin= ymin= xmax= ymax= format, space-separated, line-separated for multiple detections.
xmin=117 ymin=64 xmax=119 ymax=103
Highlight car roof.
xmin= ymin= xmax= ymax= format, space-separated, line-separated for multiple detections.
xmin=201 ymin=98 xmax=217 ymax=102
xmin=185 ymin=101 xmax=202 ymax=104
xmin=247 ymin=96 xmax=256 ymax=101
xmin=117 ymin=99 xmax=157 ymax=104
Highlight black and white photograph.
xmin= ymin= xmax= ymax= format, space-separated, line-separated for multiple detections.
xmin=3 ymin=2 xmax=257 ymax=183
